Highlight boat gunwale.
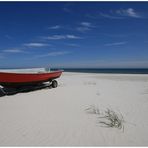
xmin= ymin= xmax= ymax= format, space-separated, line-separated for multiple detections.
xmin=0 ymin=70 xmax=63 ymax=75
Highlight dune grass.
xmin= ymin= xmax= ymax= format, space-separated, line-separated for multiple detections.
xmin=99 ymin=108 xmax=124 ymax=131
xmin=85 ymin=105 xmax=100 ymax=114
xmin=85 ymin=105 xmax=124 ymax=131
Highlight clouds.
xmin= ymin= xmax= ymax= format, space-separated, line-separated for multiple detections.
xmin=81 ymin=22 xmax=92 ymax=27
xmin=76 ymin=22 xmax=95 ymax=32
xmin=116 ymin=8 xmax=142 ymax=18
xmin=66 ymin=35 xmax=81 ymax=39
xmin=48 ymin=25 xmax=61 ymax=30
xmin=0 ymin=2 xmax=147 ymax=69
xmin=65 ymin=43 xmax=80 ymax=47
xmin=88 ymin=8 xmax=144 ymax=19
xmin=104 ymin=41 xmax=127 ymax=46
xmin=3 ymin=48 xmax=24 ymax=53
xmin=35 ymin=51 xmax=71 ymax=58
xmin=1 ymin=25 xmax=83 ymax=60
xmin=2 ymin=43 xmax=49 ymax=54
xmin=48 ymin=21 xmax=96 ymax=33
xmin=1 ymin=43 xmax=50 ymax=56
xmin=44 ymin=35 xmax=82 ymax=40
xmin=99 ymin=13 xmax=124 ymax=19
xmin=24 ymin=43 xmax=49 ymax=48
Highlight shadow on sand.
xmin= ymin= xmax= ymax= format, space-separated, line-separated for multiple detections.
xmin=0 ymin=83 xmax=52 ymax=97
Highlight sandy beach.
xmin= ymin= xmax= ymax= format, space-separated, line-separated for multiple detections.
xmin=0 ymin=72 xmax=148 ymax=146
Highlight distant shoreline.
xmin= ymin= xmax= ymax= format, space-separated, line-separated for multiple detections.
xmin=52 ymin=68 xmax=148 ymax=74
xmin=1 ymin=68 xmax=148 ymax=74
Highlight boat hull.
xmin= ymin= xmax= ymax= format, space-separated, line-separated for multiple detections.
xmin=0 ymin=70 xmax=63 ymax=87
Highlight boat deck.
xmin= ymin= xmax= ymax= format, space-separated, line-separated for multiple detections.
xmin=0 ymin=68 xmax=49 ymax=74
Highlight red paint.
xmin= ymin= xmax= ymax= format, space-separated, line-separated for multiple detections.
xmin=0 ymin=70 xmax=63 ymax=84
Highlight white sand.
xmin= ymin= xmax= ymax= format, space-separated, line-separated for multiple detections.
xmin=0 ymin=72 xmax=148 ymax=146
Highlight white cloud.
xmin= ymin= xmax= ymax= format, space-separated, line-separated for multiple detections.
xmin=45 ymin=35 xmax=65 ymax=40
xmin=77 ymin=22 xmax=95 ymax=32
xmin=24 ymin=43 xmax=49 ymax=47
xmin=77 ymin=26 xmax=91 ymax=32
xmin=47 ymin=51 xmax=70 ymax=56
xmin=104 ymin=41 xmax=127 ymax=46
xmin=48 ymin=25 xmax=61 ymax=29
xmin=35 ymin=51 xmax=71 ymax=58
xmin=116 ymin=8 xmax=142 ymax=18
xmin=100 ymin=12 xmax=124 ymax=19
xmin=99 ymin=8 xmax=143 ymax=19
xmin=81 ymin=22 xmax=92 ymax=27
xmin=66 ymin=35 xmax=81 ymax=39
xmin=65 ymin=43 xmax=80 ymax=47
xmin=44 ymin=35 xmax=81 ymax=40
xmin=3 ymin=48 xmax=24 ymax=53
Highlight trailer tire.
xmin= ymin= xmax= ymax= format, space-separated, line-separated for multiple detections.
xmin=0 ymin=88 xmax=6 ymax=97
xmin=51 ymin=80 xmax=58 ymax=88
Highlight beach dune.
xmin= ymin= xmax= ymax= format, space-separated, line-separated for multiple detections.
xmin=0 ymin=72 xmax=148 ymax=146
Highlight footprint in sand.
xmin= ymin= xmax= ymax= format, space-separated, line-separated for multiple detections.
xmin=59 ymin=83 xmax=66 ymax=87
xmin=84 ymin=81 xmax=96 ymax=86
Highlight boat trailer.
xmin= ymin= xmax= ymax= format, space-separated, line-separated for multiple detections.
xmin=0 ymin=80 xmax=58 ymax=97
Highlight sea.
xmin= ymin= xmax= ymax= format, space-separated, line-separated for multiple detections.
xmin=1 ymin=67 xmax=148 ymax=74
xmin=51 ymin=68 xmax=148 ymax=74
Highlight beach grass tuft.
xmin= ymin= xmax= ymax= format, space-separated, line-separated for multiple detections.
xmin=99 ymin=108 xmax=124 ymax=131
xmin=85 ymin=105 xmax=100 ymax=114
xmin=85 ymin=106 xmax=124 ymax=131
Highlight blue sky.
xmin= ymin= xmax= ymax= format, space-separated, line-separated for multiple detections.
xmin=0 ymin=2 xmax=148 ymax=68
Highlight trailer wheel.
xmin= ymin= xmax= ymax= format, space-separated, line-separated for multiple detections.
xmin=0 ymin=88 xmax=6 ymax=97
xmin=51 ymin=80 xmax=58 ymax=88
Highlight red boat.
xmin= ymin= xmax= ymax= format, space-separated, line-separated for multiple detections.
xmin=0 ymin=68 xmax=63 ymax=88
